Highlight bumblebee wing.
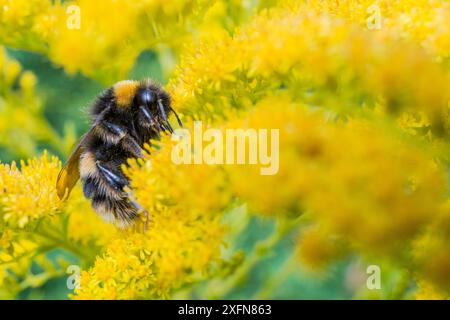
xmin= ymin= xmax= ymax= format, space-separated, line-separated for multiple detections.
xmin=56 ymin=125 xmax=96 ymax=199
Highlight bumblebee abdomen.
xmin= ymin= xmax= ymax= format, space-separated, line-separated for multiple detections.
xmin=79 ymin=155 xmax=138 ymax=227
xmin=91 ymin=194 xmax=138 ymax=228
xmin=78 ymin=131 xmax=139 ymax=227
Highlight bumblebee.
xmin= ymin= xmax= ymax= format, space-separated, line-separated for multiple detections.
xmin=56 ymin=79 xmax=182 ymax=228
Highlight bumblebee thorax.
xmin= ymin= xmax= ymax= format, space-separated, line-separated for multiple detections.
xmin=113 ymin=80 xmax=140 ymax=107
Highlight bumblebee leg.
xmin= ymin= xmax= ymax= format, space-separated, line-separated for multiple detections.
xmin=101 ymin=120 xmax=126 ymax=139
xmin=82 ymin=177 xmax=96 ymax=198
xmin=122 ymin=135 xmax=143 ymax=158
xmin=144 ymin=210 xmax=149 ymax=232
xmin=100 ymin=120 xmax=143 ymax=157
xmin=139 ymin=105 xmax=153 ymax=123
xmin=96 ymin=161 xmax=128 ymax=191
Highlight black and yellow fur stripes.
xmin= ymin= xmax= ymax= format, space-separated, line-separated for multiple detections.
xmin=56 ymin=79 xmax=181 ymax=228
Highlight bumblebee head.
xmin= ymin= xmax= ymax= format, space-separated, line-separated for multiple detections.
xmin=134 ymin=87 xmax=158 ymax=120
xmin=112 ymin=79 xmax=182 ymax=133
xmin=135 ymin=87 xmax=157 ymax=109
xmin=132 ymin=81 xmax=182 ymax=133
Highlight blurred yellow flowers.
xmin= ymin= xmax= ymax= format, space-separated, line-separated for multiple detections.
xmin=1 ymin=0 xmax=449 ymax=299
xmin=0 ymin=0 xmax=269 ymax=83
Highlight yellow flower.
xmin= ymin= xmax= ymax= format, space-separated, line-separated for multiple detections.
xmin=0 ymin=0 xmax=56 ymax=52
xmin=1 ymin=0 xmax=270 ymax=83
xmin=73 ymin=136 xmax=227 ymax=299
xmin=415 ymin=280 xmax=449 ymax=300
xmin=0 ymin=151 xmax=64 ymax=228
xmin=66 ymin=187 xmax=118 ymax=247
xmin=73 ymin=207 xmax=224 ymax=299
xmin=412 ymin=200 xmax=450 ymax=292
xmin=169 ymin=6 xmax=450 ymax=136
xmin=222 ymin=94 xmax=448 ymax=294
xmin=297 ymin=227 xmax=346 ymax=271
xmin=306 ymin=0 xmax=450 ymax=60
xmin=1 ymin=0 xmax=449 ymax=300
xmin=125 ymin=135 xmax=230 ymax=216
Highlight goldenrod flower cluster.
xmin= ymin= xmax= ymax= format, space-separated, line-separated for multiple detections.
xmin=0 ymin=0 xmax=270 ymax=83
xmin=0 ymin=152 xmax=63 ymax=228
xmin=169 ymin=5 xmax=450 ymax=137
xmin=164 ymin=4 xmax=450 ymax=297
xmin=0 ymin=0 xmax=449 ymax=299
xmin=0 ymin=153 xmax=66 ymax=298
xmin=72 ymin=140 xmax=227 ymax=299
xmin=306 ymin=0 xmax=450 ymax=61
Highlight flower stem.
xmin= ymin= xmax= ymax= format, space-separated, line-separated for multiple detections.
xmin=205 ymin=217 xmax=296 ymax=299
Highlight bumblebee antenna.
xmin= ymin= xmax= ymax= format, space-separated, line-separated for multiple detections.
xmin=157 ymin=99 xmax=174 ymax=133
xmin=169 ymin=106 xmax=183 ymax=127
